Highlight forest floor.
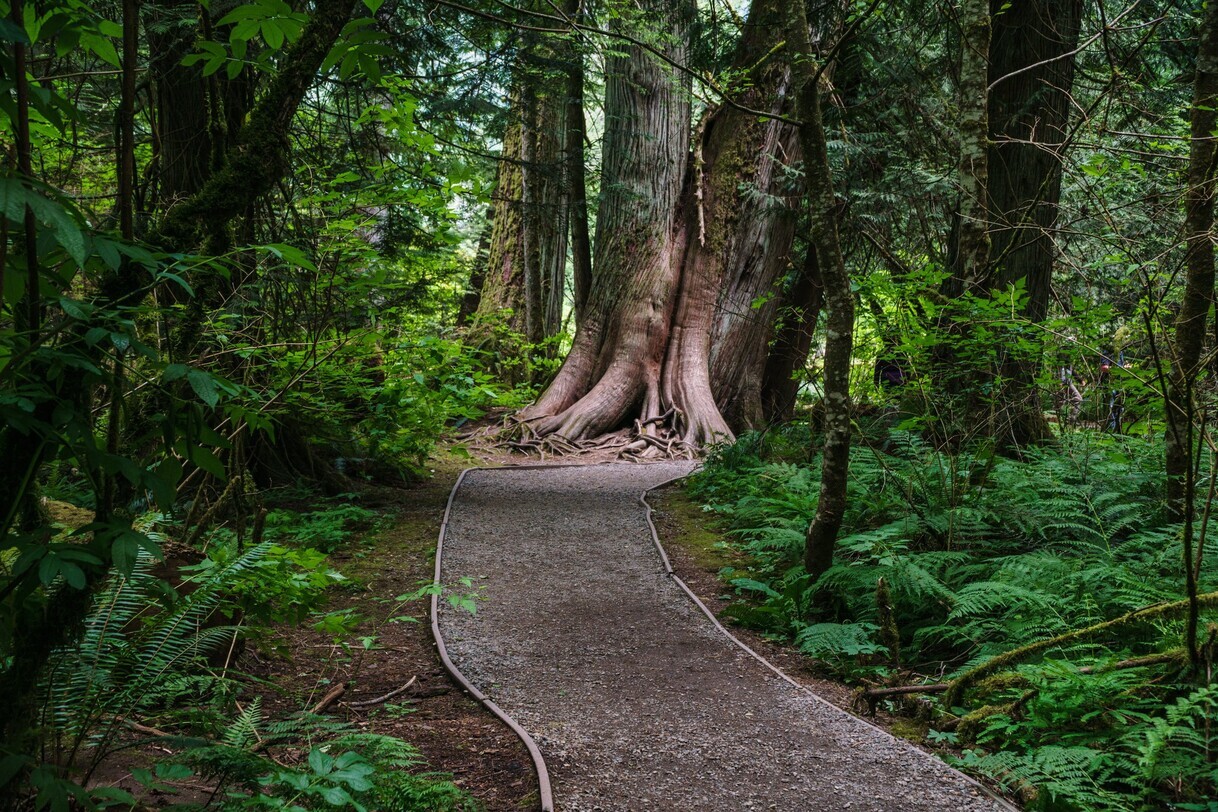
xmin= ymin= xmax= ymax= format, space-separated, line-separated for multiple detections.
xmin=241 ymin=458 xmax=541 ymax=810
xmin=434 ymin=463 xmax=1014 ymax=811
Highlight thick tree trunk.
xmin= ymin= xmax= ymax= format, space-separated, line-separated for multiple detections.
xmin=701 ymin=0 xmax=804 ymax=429
xmin=984 ymin=0 xmax=1082 ymax=446
xmin=515 ymin=0 xmax=803 ymax=451
xmin=761 ymin=245 xmax=824 ymax=423
xmin=145 ymin=0 xmax=215 ymax=212
xmin=519 ymin=0 xmax=692 ymax=446
xmin=1166 ymin=1 xmax=1218 ymax=513
xmin=787 ymin=0 xmax=854 ymax=582
xmin=472 ymin=69 xmax=568 ymax=349
xmin=986 ymin=0 xmax=1081 ymax=318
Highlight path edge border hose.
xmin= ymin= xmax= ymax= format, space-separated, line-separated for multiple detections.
xmin=431 ymin=467 xmax=555 ymax=812
xmin=639 ymin=468 xmax=1022 ymax=812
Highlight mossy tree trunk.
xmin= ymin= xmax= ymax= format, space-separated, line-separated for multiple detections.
xmin=1165 ymin=0 xmax=1218 ymax=663
xmin=700 ymin=0 xmax=804 ymax=431
xmin=761 ymin=246 xmax=824 ymax=423
xmin=0 ymin=0 xmax=358 ymax=743
xmin=1167 ymin=0 xmax=1218 ymax=515
xmin=785 ymin=0 xmax=854 ymax=581
xmin=470 ymin=54 xmax=569 ymax=372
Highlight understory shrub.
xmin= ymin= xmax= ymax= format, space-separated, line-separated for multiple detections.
xmin=689 ymin=427 xmax=1217 ymax=810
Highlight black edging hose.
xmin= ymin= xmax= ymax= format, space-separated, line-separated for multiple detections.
xmin=431 ymin=466 xmax=555 ymax=812
xmin=638 ymin=470 xmax=1021 ymax=812
xmin=431 ymin=461 xmax=1018 ymax=812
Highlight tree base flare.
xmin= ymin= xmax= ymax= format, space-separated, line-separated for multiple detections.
xmin=467 ymin=413 xmax=701 ymax=461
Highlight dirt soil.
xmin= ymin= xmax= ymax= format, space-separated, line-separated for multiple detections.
xmin=237 ymin=462 xmax=540 ymax=810
xmin=437 ymin=463 xmax=1014 ymax=812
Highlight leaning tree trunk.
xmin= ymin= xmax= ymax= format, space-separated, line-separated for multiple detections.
xmin=515 ymin=0 xmax=806 ymax=451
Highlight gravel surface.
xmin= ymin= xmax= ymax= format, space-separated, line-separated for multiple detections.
xmin=438 ymin=464 xmax=1013 ymax=811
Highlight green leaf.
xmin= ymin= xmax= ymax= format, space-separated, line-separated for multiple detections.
xmin=110 ymin=533 xmax=141 ymax=575
xmin=163 ymin=363 xmax=189 ymax=382
xmin=0 ymin=18 xmax=30 ymax=44
xmin=58 ymin=297 xmax=91 ymax=320
xmin=190 ymin=446 xmax=226 ymax=479
xmin=262 ymin=20 xmax=284 ymax=49
xmin=187 ymin=369 xmax=220 ymax=407
xmin=307 ymin=749 xmax=334 ymax=776
xmin=319 ymin=786 xmax=352 ymax=805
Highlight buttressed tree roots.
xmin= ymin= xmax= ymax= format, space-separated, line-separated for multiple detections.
xmin=480 ymin=0 xmax=807 ymax=459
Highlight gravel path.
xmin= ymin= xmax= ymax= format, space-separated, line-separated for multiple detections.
xmin=437 ymin=464 xmax=1013 ymax=811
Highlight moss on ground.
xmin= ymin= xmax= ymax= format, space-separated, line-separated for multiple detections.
xmin=651 ymin=485 xmax=747 ymax=574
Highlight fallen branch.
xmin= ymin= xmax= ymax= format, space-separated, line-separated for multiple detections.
xmin=310 ymin=682 xmax=347 ymax=714
xmin=942 ymin=594 xmax=1218 ymax=708
xmin=346 ymin=676 xmax=418 ymax=708
xmin=859 ymin=649 xmax=1190 ymax=715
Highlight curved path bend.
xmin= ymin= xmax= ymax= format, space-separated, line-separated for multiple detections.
xmin=436 ymin=463 xmax=1013 ymax=812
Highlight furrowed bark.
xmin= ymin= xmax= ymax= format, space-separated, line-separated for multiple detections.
xmin=701 ymin=0 xmax=804 ymax=431
xmin=1166 ymin=0 xmax=1218 ymax=664
xmin=983 ymin=0 xmax=1082 ymax=447
xmin=519 ymin=0 xmax=691 ymax=441
xmin=514 ymin=0 xmax=805 ymax=451
xmin=471 ymin=51 xmax=568 ymax=362
xmin=954 ymin=0 xmax=990 ymax=291
xmin=564 ymin=0 xmax=593 ymax=324
xmin=157 ymin=0 xmax=357 ymax=253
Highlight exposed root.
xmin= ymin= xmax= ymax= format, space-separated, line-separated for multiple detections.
xmin=472 ymin=410 xmax=698 ymax=461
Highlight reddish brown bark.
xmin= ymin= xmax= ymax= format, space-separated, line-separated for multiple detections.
xmin=516 ymin=0 xmax=803 ymax=451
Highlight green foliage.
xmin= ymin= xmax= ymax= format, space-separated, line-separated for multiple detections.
xmin=691 ymin=429 xmax=1217 ymax=808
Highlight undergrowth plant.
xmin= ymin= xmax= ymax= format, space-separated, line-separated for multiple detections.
xmin=689 ymin=426 xmax=1217 ymax=810
xmin=1 ymin=502 xmax=479 ymax=812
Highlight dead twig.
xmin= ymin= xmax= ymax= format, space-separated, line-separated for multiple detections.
xmin=346 ymin=676 xmax=418 ymax=708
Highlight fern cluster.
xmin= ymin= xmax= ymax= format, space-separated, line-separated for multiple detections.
xmin=690 ymin=428 xmax=1217 ymax=810
xmin=5 ymin=504 xmax=480 ymax=812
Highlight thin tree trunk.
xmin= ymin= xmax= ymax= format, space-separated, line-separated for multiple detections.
xmin=1166 ymin=0 xmax=1218 ymax=626
xmin=787 ymin=0 xmax=854 ymax=582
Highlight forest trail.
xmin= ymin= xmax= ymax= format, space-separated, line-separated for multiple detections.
xmin=436 ymin=464 xmax=1014 ymax=812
